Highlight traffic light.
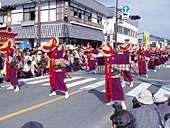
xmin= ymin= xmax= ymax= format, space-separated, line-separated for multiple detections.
xmin=129 ymin=15 xmax=141 ymax=20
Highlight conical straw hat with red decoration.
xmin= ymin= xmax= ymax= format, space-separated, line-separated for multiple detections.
xmin=41 ymin=37 xmax=59 ymax=53
xmin=118 ymin=43 xmax=133 ymax=52
xmin=101 ymin=42 xmax=114 ymax=57
xmin=86 ymin=42 xmax=92 ymax=52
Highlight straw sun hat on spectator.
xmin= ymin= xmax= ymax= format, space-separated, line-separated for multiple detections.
xmin=153 ymin=94 xmax=168 ymax=103
xmin=37 ymin=51 xmax=42 ymax=54
xmin=136 ymin=90 xmax=153 ymax=105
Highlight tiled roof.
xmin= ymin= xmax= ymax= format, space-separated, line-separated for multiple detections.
xmin=11 ymin=22 xmax=104 ymax=41
xmin=72 ymin=0 xmax=108 ymax=16
xmin=12 ymin=23 xmax=66 ymax=39
xmin=1 ymin=0 xmax=108 ymax=16
xmin=1 ymin=0 xmax=34 ymax=7
xmin=67 ymin=24 xmax=104 ymax=41
xmin=107 ymin=7 xmax=138 ymax=28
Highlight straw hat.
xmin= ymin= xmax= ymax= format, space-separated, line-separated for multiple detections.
xmin=41 ymin=37 xmax=59 ymax=53
xmin=0 ymin=38 xmax=14 ymax=53
xmin=136 ymin=90 xmax=153 ymax=105
xmin=101 ymin=42 xmax=114 ymax=57
xmin=118 ymin=43 xmax=133 ymax=52
xmin=153 ymin=94 xmax=168 ymax=103
xmin=133 ymin=47 xmax=137 ymax=51
xmin=58 ymin=44 xmax=65 ymax=51
xmin=87 ymin=43 xmax=92 ymax=52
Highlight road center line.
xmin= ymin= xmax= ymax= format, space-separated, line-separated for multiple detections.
xmin=0 ymin=89 xmax=83 ymax=121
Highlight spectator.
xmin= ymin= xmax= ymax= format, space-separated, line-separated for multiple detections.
xmin=39 ymin=53 xmax=47 ymax=76
xmin=110 ymin=109 xmax=135 ymax=128
xmin=21 ymin=121 xmax=44 ymax=128
xmin=130 ymin=90 xmax=160 ymax=128
xmin=153 ymin=94 xmax=170 ymax=123
xmin=165 ymin=114 xmax=170 ymax=128
xmin=23 ymin=61 xmax=36 ymax=78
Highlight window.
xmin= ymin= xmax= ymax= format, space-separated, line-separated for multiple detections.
xmin=70 ymin=6 xmax=79 ymax=18
xmin=0 ymin=12 xmax=7 ymax=23
xmin=24 ymin=8 xmax=35 ymax=21
xmin=85 ymin=12 xmax=92 ymax=21
xmin=70 ymin=6 xmax=74 ymax=17
xmin=124 ymin=27 xmax=130 ymax=36
xmin=97 ymin=16 xmax=102 ymax=24
xmin=79 ymin=10 xmax=85 ymax=19
xmin=73 ymin=8 xmax=78 ymax=18
xmin=117 ymin=25 xmax=123 ymax=34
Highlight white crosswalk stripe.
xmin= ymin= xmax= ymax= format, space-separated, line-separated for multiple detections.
xmin=126 ymin=83 xmax=152 ymax=96
xmin=42 ymin=77 xmax=82 ymax=86
xmin=154 ymin=84 xmax=170 ymax=98
xmin=67 ymin=78 xmax=97 ymax=88
xmin=1 ymin=76 xmax=169 ymax=99
xmin=80 ymin=80 xmax=105 ymax=90
xmin=27 ymin=78 xmax=49 ymax=84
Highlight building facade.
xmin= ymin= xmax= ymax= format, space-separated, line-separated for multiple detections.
xmin=0 ymin=0 xmax=108 ymax=48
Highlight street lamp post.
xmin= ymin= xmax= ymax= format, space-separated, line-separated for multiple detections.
xmin=114 ymin=0 xmax=118 ymax=51
xmin=37 ymin=0 xmax=41 ymax=47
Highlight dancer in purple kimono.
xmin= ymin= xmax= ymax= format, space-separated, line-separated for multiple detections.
xmin=48 ymin=49 xmax=69 ymax=98
xmin=101 ymin=42 xmax=129 ymax=109
xmin=118 ymin=43 xmax=134 ymax=87
xmin=7 ymin=48 xmax=20 ymax=92
xmin=137 ymin=46 xmax=148 ymax=77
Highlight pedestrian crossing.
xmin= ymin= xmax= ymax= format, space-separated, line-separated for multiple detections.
xmin=1 ymin=76 xmax=170 ymax=98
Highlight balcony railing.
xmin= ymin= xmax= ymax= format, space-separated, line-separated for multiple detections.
xmin=70 ymin=16 xmax=104 ymax=29
xmin=21 ymin=20 xmax=35 ymax=27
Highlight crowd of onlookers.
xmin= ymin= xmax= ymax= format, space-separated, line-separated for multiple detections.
xmin=110 ymin=90 xmax=170 ymax=128
xmin=0 ymin=45 xmax=89 ymax=83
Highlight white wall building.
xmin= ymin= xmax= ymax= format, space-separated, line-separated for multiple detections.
xmin=105 ymin=7 xmax=138 ymax=47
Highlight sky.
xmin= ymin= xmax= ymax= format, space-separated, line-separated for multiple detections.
xmin=97 ymin=0 xmax=170 ymax=39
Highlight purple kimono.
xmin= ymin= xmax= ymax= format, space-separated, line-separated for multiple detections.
xmin=52 ymin=49 xmax=68 ymax=92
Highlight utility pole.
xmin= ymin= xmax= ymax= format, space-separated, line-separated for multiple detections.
xmin=37 ymin=0 xmax=41 ymax=47
xmin=114 ymin=0 xmax=118 ymax=51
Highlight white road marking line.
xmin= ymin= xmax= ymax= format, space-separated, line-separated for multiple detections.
xmin=126 ymin=83 xmax=152 ymax=97
xmin=154 ymin=85 xmax=170 ymax=98
xmin=67 ymin=78 xmax=97 ymax=88
xmin=42 ymin=77 xmax=82 ymax=86
xmin=80 ymin=80 xmax=105 ymax=90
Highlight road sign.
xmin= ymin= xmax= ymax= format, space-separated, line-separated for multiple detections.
xmin=7 ymin=16 xmax=12 ymax=24
xmin=122 ymin=6 xmax=130 ymax=13
xmin=121 ymin=12 xmax=129 ymax=20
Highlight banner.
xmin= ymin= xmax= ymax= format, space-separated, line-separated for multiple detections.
xmin=143 ymin=31 xmax=150 ymax=47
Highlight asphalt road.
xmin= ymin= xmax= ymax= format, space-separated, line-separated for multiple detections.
xmin=0 ymin=64 xmax=170 ymax=128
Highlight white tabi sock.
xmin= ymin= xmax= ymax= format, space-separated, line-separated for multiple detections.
xmin=121 ymin=101 xmax=127 ymax=110
xmin=65 ymin=91 xmax=69 ymax=98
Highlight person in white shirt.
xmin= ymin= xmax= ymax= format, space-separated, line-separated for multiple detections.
xmin=23 ymin=61 xmax=36 ymax=78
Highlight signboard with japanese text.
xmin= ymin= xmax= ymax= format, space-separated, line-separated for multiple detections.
xmin=144 ymin=31 xmax=150 ymax=47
